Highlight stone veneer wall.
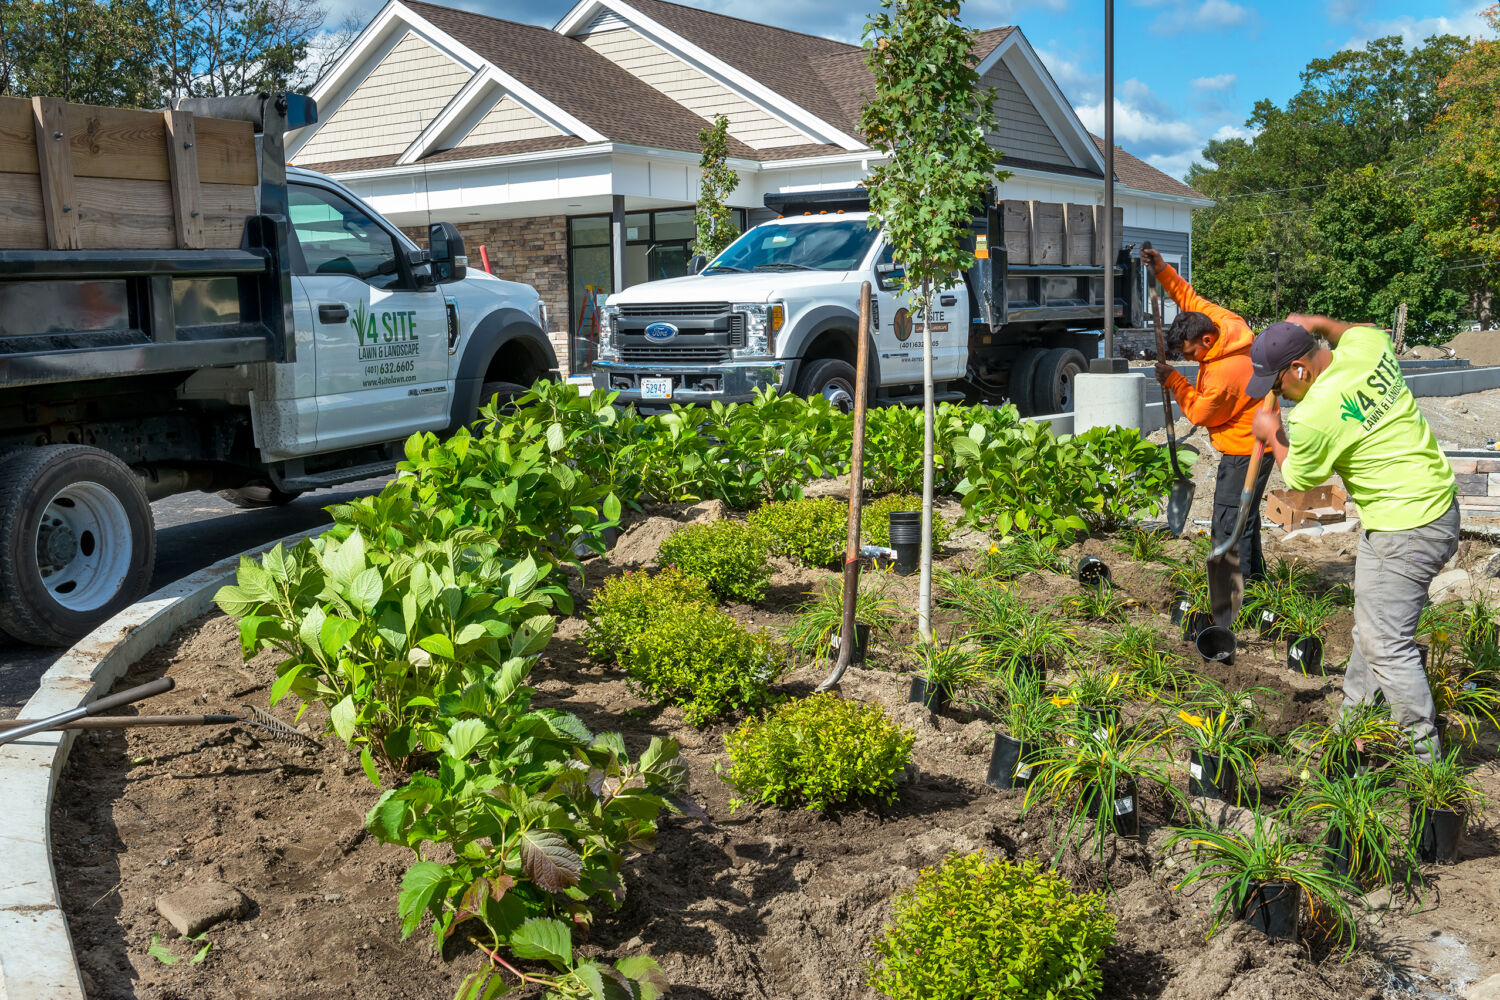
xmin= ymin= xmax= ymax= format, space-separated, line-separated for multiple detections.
xmin=1452 ymin=456 xmax=1500 ymax=517
xmin=402 ymin=217 xmax=571 ymax=376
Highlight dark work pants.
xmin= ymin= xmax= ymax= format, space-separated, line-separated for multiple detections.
xmin=1208 ymin=452 xmax=1272 ymax=630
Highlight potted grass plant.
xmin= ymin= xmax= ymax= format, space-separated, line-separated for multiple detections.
xmin=980 ymin=533 xmax=1068 ymax=580
xmin=1173 ymin=707 xmax=1274 ymax=805
xmin=1164 ymin=804 xmax=1355 ymax=951
xmin=1291 ymin=703 xmax=1401 ymax=778
xmin=1095 ymin=623 xmax=1194 ymax=701
xmin=982 ymin=664 xmax=1066 ymax=791
xmin=1426 ymin=635 xmax=1500 ymax=745
xmin=1024 ymin=719 xmax=1180 ymax=857
xmin=951 ymin=582 xmax=1074 ymax=679
xmin=782 ymin=578 xmax=900 ymax=666
xmin=1279 ymin=590 xmax=1339 ymax=674
xmin=1056 ymin=667 xmax=1127 ymax=735
xmin=1391 ymin=746 xmax=1485 ymax=865
xmin=1290 ymin=767 xmax=1416 ymax=887
xmin=908 ymin=636 xmax=979 ymax=713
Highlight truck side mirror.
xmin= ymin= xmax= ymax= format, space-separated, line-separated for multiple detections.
xmin=687 ymin=254 xmax=707 ymax=275
xmin=428 ymin=222 xmax=467 ymax=284
xmin=875 ymin=261 xmax=904 ymax=292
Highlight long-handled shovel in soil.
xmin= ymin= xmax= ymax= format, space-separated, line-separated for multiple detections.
xmin=817 ymin=280 xmax=873 ymax=694
xmin=0 ymin=677 xmax=175 ymax=747
xmin=0 ymin=704 xmax=323 ymax=751
xmin=1144 ymin=242 xmax=1194 ymax=535
xmin=1209 ymin=394 xmax=1277 ymax=563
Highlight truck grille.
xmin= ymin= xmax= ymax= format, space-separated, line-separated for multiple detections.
xmin=617 ymin=302 xmax=730 ymax=319
xmin=620 ymin=345 xmax=732 ymax=364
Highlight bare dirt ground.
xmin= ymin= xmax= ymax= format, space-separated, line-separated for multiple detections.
xmin=51 ymin=503 xmax=1500 ymax=1000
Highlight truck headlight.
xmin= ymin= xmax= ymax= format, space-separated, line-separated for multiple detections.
xmin=600 ymin=303 xmax=620 ymax=361
xmin=733 ymin=301 xmax=785 ymax=358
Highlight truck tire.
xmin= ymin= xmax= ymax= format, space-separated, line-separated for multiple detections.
xmin=1007 ymin=348 xmax=1045 ymax=415
xmin=1031 ymin=348 xmax=1088 ymax=415
xmin=0 ymin=445 xmax=156 ymax=647
xmin=479 ymin=380 xmax=528 ymax=413
xmin=218 ymin=485 xmax=304 ymax=508
xmin=795 ymin=358 xmax=860 ymax=413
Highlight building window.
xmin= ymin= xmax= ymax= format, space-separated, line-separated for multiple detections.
xmin=568 ymin=214 xmax=613 ymax=372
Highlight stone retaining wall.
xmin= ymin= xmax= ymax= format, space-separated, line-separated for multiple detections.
xmin=1452 ymin=456 xmax=1500 ymax=515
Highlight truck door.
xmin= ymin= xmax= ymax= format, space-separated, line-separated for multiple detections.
xmin=871 ymin=243 xmax=970 ymax=385
xmin=288 ymin=182 xmax=448 ymax=452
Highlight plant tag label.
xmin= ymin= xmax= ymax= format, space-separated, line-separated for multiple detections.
xmin=1262 ymin=611 xmax=1275 ymax=624
xmin=1291 ymin=646 xmax=1303 ymax=660
xmin=1177 ymin=600 xmax=1190 ymax=613
xmin=1190 ymin=762 xmax=1203 ymax=780
xmin=1015 ymin=765 xmax=1032 ymax=779
xmin=1113 ymin=796 xmax=1134 ymax=816
xmin=1093 ymin=727 xmax=1108 ymax=741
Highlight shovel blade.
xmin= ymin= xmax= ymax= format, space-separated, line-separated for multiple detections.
xmin=1166 ymin=478 xmax=1195 ymax=535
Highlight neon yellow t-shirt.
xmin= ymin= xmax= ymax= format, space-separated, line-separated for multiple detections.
xmin=1282 ymin=326 xmax=1455 ymax=532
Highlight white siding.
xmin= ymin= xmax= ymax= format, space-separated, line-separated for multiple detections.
xmin=457 ymin=94 xmax=563 ymax=148
xmin=982 ymin=60 xmax=1070 ymax=166
xmin=295 ymin=32 xmax=472 ymax=163
xmin=580 ymin=27 xmax=811 ymax=149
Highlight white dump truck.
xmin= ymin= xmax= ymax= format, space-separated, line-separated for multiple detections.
xmin=0 ymin=93 xmax=556 ymax=644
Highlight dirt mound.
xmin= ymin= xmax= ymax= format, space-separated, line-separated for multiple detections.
xmin=1447 ymin=329 xmax=1500 ymax=367
xmin=608 ymin=515 xmax=681 ymax=568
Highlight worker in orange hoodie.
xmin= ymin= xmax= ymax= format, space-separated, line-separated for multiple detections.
xmin=1141 ymin=247 xmax=1270 ymax=630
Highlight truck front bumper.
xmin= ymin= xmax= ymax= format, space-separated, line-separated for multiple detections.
xmin=591 ymin=358 xmax=789 ymax=407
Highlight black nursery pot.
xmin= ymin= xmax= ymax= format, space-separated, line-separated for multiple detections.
xmin=1169 ymin=592 xmax=1191 ymax=627
xmin=1182 ymin=611 xmax=1213 ymax=643
xmin=829 ymin=623 xmax=871 ymax=664
xmin=986 ymin=732 xmax=1036 ymax=790
xmin=1258 ymin=609 xmax=1281 ymax=640
xmin=1324 ymin=828 xmax=1374 ymax=882
xmin=1189 ymin=749 xmax=1238 ymax=802
xmin=1287 ymin=635 xmax=1324 ymax=673
xmin=1078 ymin=705 xmax=1121 ymax=737
xmin=1077 ymin=556 xmax=1112 ymax=589
xmin=1241 ymin=880 xmax=1301 ymax=941
xmin=1083 ymin=777 xmax=1139 ymax=837
xmin=1195 ymin=625 xmax=1237 ymax=664
xmin=908 ymin=676 xmax=953 ymax=713
xmin=1415 ymin=806 xmax=1466 ymax=865
xmin=888 ymin=511 xmax=922 ymax=576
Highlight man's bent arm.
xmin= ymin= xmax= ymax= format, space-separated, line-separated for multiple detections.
xmin=1285 ymin=313 xmax=1357 ymax=347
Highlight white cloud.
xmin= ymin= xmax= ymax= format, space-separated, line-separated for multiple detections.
xmin=1076 ymin=97 xmax=1199 ymax=152
xmin=1191 ymin=73 xmax=1237 ymax=91
xmin=1149 ymin=0 xmax=1257 ymax=36
xmin=1341 ymin=5 xmax=1492 ymax=49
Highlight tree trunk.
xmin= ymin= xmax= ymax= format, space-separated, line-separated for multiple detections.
xmin=918 ymin=280 xmax=935 ymax=644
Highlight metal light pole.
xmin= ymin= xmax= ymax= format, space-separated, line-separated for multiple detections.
xmin=1102 ymin=0 xmax=1115 ymax=362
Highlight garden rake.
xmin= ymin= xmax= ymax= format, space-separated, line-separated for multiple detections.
xmin=0 ymin=699 xmax=323 ymax=751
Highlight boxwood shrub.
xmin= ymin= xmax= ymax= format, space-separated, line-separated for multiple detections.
xmin=747 ymin=496 xmax=847 ymax=568
xmin=720 ymin=692 xmax=914 ymax=811
xmin=861 ymin=493 xmax=954 ymax=548
xmin=583 ymin=566 xmax=715 ymax=661
xmin=867 ymin=852 xmax=1115 ymax=1000
xmin=658 ymin=519 xmax=773 ymax=603
xmin=624 ymin=601 xmax=784 ymax=725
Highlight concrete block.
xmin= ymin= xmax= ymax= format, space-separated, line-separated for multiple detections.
xmin=1073 ymin=373 xmax=1146 ymax=433
xmin=1490 ymin=473 xmax=1500 ymax=494
xmin=156 ymin=882 xmax=248 ymax=937
xmin=1450 ymin=459 xmax=1478 ymax=475
xmin=1477 ymin=459 xmax=1500 ymax=474
xmin=1455 ymin=473 xmax=1488 ymax=495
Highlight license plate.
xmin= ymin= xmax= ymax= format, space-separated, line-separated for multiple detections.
xmin=640 ymin=377 xmax=673 ymax=400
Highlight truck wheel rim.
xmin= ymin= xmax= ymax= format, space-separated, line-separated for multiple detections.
xmin=1057 ymin=363 xmax=1081 ymax=412
xmin=34 ymin=482 xmax=133 ymax=613
xmin=820 ymin=378 xmax=855 ymax=413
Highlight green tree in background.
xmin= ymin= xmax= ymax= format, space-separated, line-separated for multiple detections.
xmin=1187 ymin=31 xmax=1477 ymax=341
xmin=0 ymin=0 xmax=161 ymax=105
xmin=861 ymin=0 xmax=1004 ymax=639
xmin=693 ymin=114 xmax=740 ymax=261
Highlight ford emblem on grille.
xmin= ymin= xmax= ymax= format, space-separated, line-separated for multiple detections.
xmin=644 ymin=322 xmax=679 ymax=343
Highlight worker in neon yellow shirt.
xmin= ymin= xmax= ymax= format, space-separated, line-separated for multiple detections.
xmin=1248 ymin=315 xmax=1457 ymax=762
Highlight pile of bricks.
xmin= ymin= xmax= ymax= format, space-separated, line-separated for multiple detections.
xmin=1452 ymin=455 xmax=1500 ymax=516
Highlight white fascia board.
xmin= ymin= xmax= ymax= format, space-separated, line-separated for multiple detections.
xmin=606 ymin=142 xmax=759 ymax=171
xmin=327 ymin=142 xmax=620 ymax=182
xmin=980 ymin=30 xmax=1106 ymax=174
xmin=756 ymin=150 xmax=880 ymax=171
xmin=1118 ymin=186 xmax=1214 ymax=209
xmin=574 ymin=0 xmax=866 ymax=151
xmin=999 ymin=161 xmax=1213 ymax=209
xmin=554 ymin=0 xmax=605 ymax=34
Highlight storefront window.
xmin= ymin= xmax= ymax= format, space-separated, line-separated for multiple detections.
xmin=568 ymin=215 xmax=613 ymax=371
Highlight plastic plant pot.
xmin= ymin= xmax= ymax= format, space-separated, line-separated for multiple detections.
xmin=1323 ymin=828 xmax=1376 ymax=883
xmin=1287 ymin=635 xmax=1324 ymax=674
xmin=828 ymin=623 xmax=871 ymax=665
xmin=1241 ymin=880 xmax=1300 ymax=941
xmin=1078 ymin=705 xmax=1121 ymax=739
xmin=1257 ymin=609 xmax=1280 ymax=640
xmin=1189 ymin=749 xmax=1238 ymax=802
xmin=1321 ymin=749 xmax=1364 ymax=780
xmin=908 ymin=676 xmax=952 ymax=713
xmin=1083 ymin=777 xmax=1139 ymax=837
xmin=1169 ymin=591 xmax=1191 ymax=627
xmin=1414 ymin=806 xmax=1466 ymax=865
xmin=888 ymin=512 xmax=921 ymax=577
xmin=1195 ymin=625 xmax=1237 ymax=664
xmin=1182 ymin=611 xmax=1213 ymax=644
xmin=985 ymin=732 xmax=1035 ymax=790
xmin=1076 ymin=556 xmax=1112 ymax=590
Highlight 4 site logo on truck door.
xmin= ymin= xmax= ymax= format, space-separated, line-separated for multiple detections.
xmin=350 ymin=301 xmax=423 ymax=387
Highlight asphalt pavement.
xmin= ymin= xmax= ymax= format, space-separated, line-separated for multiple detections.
xmin=0 ymin=477 xmax=390 ymax=719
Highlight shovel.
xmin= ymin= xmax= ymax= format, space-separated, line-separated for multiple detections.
xmin=1210 ymin=394 xmax=1276 ymax=561
xmin=1146 ymin=249 xmax=1194 ymax=534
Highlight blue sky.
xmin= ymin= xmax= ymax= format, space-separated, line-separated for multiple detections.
xmin=320 ymin=0 xmax=1492 ymax=180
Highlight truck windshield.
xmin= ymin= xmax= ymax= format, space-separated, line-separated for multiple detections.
xmin=705 ymin=220 xmax=878 ymax=273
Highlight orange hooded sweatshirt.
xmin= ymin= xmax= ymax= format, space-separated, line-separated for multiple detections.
xmin=1156 ymin=264 xmax=1265 ymax=457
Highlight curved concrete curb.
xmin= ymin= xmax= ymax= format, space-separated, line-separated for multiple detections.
xmin=0 ymin=527 xmax=327 ymax=1000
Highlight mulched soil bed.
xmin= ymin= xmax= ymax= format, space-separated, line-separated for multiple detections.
xmin=52 ymin=508 xmax=1500 ymax=1000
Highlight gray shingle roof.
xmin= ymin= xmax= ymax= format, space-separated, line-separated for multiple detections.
xmin=1090 ymin=135 xmax=1208 ymax=200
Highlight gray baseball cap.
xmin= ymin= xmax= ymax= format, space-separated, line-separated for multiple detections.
xmin=1246 ymin=321 xmax=1316 ymax=398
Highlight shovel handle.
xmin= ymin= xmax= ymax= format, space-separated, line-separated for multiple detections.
xmin=1209 ymin=395 xmax=1276 ymax=560
xmin=1144 ymin=244 xmax=1184 ymax=480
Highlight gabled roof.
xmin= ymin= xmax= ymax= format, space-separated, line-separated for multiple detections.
xmin=1090 ymin=135 xmax=1207 ymax=200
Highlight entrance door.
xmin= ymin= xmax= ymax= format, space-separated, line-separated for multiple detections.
xmin=288 ymin=182 xmax=448 ymax=452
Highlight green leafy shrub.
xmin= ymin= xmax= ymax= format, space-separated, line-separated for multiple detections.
xmin=719 ymin=692 xmax=914 ymax=810
xmin=862 ymin=493 xmax=954 ymax=547
xmin=747 ymin=496 xmax=848 ymax=567
xmin=583 ymin=567 xmax=715 ymax=661
xmin=658 ymin=519 xmax=773 ymax=602
xmin=867 ymin=852 xmax=1116 ymax=1000
xmin=624 ymin=602 xmax=785 ymax=724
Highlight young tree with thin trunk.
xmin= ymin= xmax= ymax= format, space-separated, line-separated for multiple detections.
xmin=693 ymin=113 xmax=740 ymax=261
xmin=861 ymin=0 xmax=1005 ymax=639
